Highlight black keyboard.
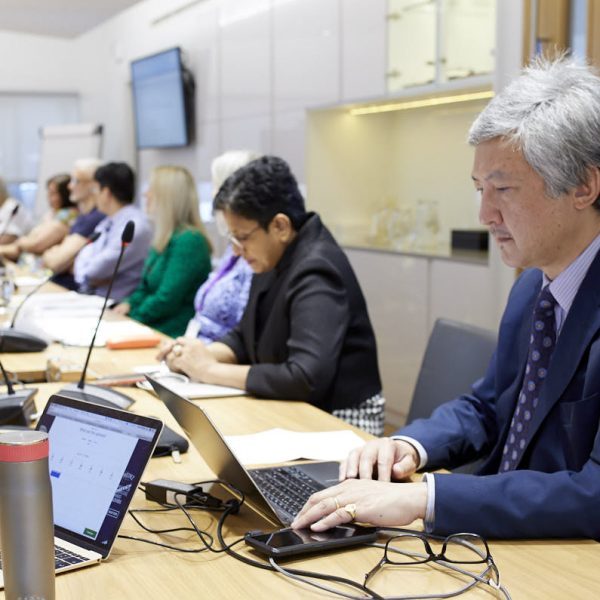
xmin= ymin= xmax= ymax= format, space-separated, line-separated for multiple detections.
xmin=54 ymin=545 xmax=89 ymax=569
xmin=0 ymin=545 xmax=88 ymax=571
xmin=251 ymin=465 xmax=324 ymax=519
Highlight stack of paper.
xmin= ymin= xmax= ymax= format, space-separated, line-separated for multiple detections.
xmin=11 ymin=292 xmax=157 ymax=347
xmin=224 ymin=428 xmax=366 ymax=465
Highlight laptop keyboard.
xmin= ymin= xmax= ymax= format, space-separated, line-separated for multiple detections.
xmin=54 ymin=546 xmax=89 ymax=569
xmin=0 ymin=545 xmax=89 ymax=571
xmin=251 ymin=465 xmax=324 ymax=518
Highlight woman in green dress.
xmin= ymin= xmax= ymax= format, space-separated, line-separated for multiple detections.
xmin=113 ymin=166 xmax=212 ymax=337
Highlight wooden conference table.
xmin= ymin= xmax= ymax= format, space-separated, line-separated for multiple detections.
xmin=0 ymin=288 xmax=599 ymax=598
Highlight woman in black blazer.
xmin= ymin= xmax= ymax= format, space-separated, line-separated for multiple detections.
xmin=160 ymin=156 xmax=384 ymax=434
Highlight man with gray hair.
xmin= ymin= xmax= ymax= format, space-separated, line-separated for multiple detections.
xmin=42 ymin=157 xmax=105 ymax=289
xmin=293 ymin=57 xmax=600 ymax=539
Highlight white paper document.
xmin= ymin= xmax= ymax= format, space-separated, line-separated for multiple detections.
xmin=138 ymin=374 xmax=246 ymax=399
xmin=10 ymin=292 xmax=156 ymax=346
xmin=224 ymin=428 xmax=366 ymax=465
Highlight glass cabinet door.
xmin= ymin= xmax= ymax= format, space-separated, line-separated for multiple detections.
xmin=387 ymin=0 xmax=436 ymax=91
xmin=387 ymin=0 xmax=495 ymax=91
xmin=440 ymin=0 xmax=496 ymax=80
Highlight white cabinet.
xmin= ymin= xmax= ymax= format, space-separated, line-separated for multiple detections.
xmin=347 ymin=247 xmax=497 ymax=426
xmin=273 ymin=0 xmax=340 ymax=112
xmin=272 ymin=109 xmax=307 ymax=181
xmin=341 ymin=0 xmax=387 ymax=101
xmin=347 ymin=249 xmax=430 ymax=426
xmin=219 ymin=0 xmax=271 ymax=119
xmin=429 ymin=259 xmax=495 ymax=329
xmin=387 ymin=0 xmax=437 ymax=90
xmin=387 ymin=0 xmax=496 ymax=92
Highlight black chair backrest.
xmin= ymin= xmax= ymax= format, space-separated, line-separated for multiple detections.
xmin=406 ymin=318 xmax=497 ymax=425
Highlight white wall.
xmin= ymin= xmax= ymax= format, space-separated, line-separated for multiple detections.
xmin=66 ymin=0 xmax=387 ymax=192
xmin=0 ymin=31 xmax=79 ymax=93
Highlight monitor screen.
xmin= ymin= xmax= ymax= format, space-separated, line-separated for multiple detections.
xmin=131 ymin=47 xmax=193 ymax=149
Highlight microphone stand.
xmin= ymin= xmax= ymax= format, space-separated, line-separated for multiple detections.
xmin=59 ymin=221 xmax=136 ymax=410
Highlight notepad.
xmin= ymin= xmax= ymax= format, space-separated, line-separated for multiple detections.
xmin=138 ymin=375 xmax=246 ymax=399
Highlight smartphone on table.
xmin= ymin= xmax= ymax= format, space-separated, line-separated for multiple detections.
xmin=244 ymin=524 xmax=378 ymax=558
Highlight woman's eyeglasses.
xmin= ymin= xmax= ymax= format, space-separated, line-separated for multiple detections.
xmin=227 ymin=224 xmax=261 ymax=250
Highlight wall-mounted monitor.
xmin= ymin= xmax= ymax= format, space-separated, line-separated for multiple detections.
xmin=130 ymin=47 xmax=195 ymax=149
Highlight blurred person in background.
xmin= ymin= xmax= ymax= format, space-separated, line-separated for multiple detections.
xmin=0 ymin=173 xmax=77 ymax=260
xmin=0 ymin=176 xmax=33 ymax=244
xmin=74 ymin=162 xmax=152 ymax=301
xmin=113 ymin=166 xmax=212 ymax=337
xmin=42 ymin=158 xmax=105 ymax=289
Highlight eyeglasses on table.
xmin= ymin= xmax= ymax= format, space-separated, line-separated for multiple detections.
xmin=364 ymin=530 xmax=500 ymax=589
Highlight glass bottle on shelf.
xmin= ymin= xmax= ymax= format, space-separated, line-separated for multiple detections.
xmin=388 ymin=200 xmax=415 ymax=250
xmin=412 ymin=198 xmax=440 ymax=250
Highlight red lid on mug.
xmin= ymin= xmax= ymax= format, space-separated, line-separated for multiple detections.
xmin=0 ymin=431 xmax=49 ymax=462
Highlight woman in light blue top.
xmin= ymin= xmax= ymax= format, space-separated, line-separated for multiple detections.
xmin=186 ymin=244 xmax=252 ymax=343
xmin=184 ymin=150 xmax=259 ymax=343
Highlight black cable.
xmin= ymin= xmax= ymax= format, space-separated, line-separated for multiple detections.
xmin=123 ymin=480 xmax=246 ymax=554
xmin=118 ymin=534 xmax=209 ymax=553
xmin=213 ymin=505 xmax=384 ymax=599
xmin=174 ymin=482 xmax=246 ymax=553
xmin=129 ymin=506 xmax=207 ymax=536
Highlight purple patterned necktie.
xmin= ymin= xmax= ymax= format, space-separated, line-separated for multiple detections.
xmin=500 ymin=286 xmax=557 ymax=472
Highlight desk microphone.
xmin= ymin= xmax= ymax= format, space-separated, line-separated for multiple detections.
xmin=0 ymin=230 xmax=103 ymax=353
xmin=59 ymin=220 xmax=136 ymax=410
xmin=0 ymin=359 xmax=37 ymax=426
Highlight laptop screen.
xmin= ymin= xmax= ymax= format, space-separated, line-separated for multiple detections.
xmin=37 ymin=395 xmax=162 ymax=558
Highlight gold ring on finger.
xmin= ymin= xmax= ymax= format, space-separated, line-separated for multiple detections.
xmin=172 ymin=344 xmax=183 ymax=357
xmin=342 ymin=503 xmax=357 ymax=522
xmin=333 ymin=496 xmax=341 ymax=510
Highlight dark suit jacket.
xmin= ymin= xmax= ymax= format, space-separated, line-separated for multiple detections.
xmin=220 ymin=213 xmax=381 ymax=413
xmin=399 ymin=249 xmax=600 ymax=538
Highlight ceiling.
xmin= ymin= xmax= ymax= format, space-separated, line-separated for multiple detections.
xmin=0 ymin=0 xmax=144 ymax=38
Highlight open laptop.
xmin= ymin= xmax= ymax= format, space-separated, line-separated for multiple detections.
xmin=148 ymin=376 xmax=339 ymax=526
xmin=0 ymin=394 xmax=163 ymax=588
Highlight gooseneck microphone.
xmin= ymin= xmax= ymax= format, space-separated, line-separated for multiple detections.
xmin=9 ymin=276 xmax=52 ymax=330
xmin=0 ymin=359 xmax=37 ymax=426
xmin=59 ymin=221 xmax=136 ymax=409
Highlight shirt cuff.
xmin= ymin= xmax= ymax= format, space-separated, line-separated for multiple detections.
xmin=421 ymin=472 xmax=435 ymax=533
xmin=391 ymin=435 xmax=428 ymax=470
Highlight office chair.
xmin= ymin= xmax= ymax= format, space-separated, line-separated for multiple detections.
xmin=406 ymin=318 xmax=497 ymax=473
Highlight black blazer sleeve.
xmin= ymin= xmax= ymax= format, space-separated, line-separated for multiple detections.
xmin=245 ymin=258 xmax=350 ymax=402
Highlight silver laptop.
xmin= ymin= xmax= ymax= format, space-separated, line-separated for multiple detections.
xmin=148 ymin=376 xmax=339 ymax=526
xmin=0 ymin=394 xmax=163 ymax=588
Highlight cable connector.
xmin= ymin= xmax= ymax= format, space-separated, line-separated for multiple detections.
xmin=144 ymin=479 xmax=201 ymax=505
xmin=144 ymin=479 xmax=224 ymax=509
